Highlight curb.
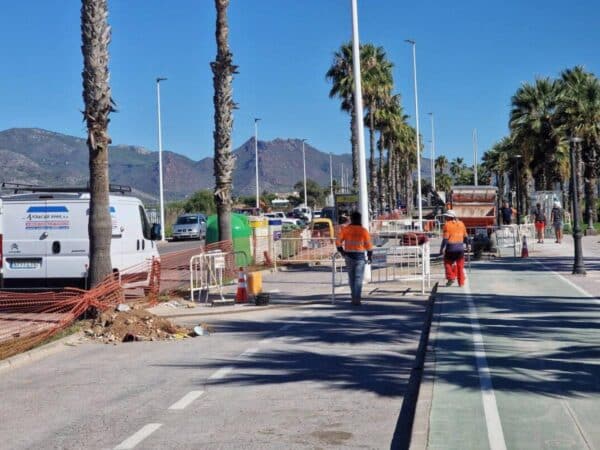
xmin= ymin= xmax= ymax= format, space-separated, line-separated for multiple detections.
xmin=156 ymin=298 xmax=327 ymax=319
xmin=0 ymin=332 xmax=83 ymax=374
xmin=390 ymin=282 xmax=438 ymax=450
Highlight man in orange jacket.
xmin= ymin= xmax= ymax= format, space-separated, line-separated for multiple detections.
xmin=336 ymin=211 xmax=373 ymax=305
xmin=440 ymin=210 xmax=470 ymax=287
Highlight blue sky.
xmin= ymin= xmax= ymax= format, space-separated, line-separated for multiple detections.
xmin=1 ymin=0 xmax=599 ymax=164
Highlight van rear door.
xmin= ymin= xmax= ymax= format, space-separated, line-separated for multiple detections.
xmin=2 ymin=199 xmax=48 ymax=280
xmin=44 ymin=198 xmax=88 ymax=280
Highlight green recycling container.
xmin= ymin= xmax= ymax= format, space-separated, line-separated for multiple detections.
xmin=206 ymin=213 xmax=252 ymax=267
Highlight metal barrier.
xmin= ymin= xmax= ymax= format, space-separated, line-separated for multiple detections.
xmin=275 ymin=237 xmax=336 ymax=265
xmin=370 ymin=219 xmax=441 ymax=238
xmin=492 ymin=225 xmax=519 ymax=257
xmin=371 ymin=242 xmax=431 ymax=293
xmin=189 ymin=250 xmax=228 ymax=305
xmin=331 ymin=241 xmax=432 ymax=302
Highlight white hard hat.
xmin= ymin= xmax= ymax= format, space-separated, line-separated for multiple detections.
xmin=444 ymin=210 xmax=457 ymax=218
xmin=553 ymin=201 xmax=561 ymax=208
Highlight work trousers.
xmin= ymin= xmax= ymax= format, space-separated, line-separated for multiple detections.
xmin=444 ymin=252 xmax=465 ymax=286
xmin=345 ymin=255 xmax=366 ymax=302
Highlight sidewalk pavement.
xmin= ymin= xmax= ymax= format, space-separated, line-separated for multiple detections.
xmin=419 ymin=234 xmax=599 ymax=450
xmin=151 ymin=262 xmax=446 ymax=320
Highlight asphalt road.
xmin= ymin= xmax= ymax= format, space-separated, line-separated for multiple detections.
xmin=427 ymin=255 xmax=600 ymax=450
xmin=157 ymin=239 xmax=204 ymax=256
xmin=0 ymin=292 xmax=429 ymax=449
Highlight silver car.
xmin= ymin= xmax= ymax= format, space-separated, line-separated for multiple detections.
xmin=171 ymin=214 xmax=206 ymax=240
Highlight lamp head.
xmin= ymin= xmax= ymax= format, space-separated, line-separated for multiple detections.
xmin=404 ymin=39 xmax=415 ymax=45
xmin=156 ymin=77 xmax=167 ymax=83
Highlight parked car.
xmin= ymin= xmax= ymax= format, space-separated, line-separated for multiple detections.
xmin=264 ymin=211 xmax=286 ymax=219
xmin=171 ymin=213 xmax=206 ymax=240
xmin=292 ymin=205 xmax=312 ymax=222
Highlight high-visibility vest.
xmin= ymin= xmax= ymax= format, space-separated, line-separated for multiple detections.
xmin=336 ymin=224 xmax=373 ymax=252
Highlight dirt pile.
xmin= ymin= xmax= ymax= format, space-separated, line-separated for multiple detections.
xmin=83 ymin=308 xmax=191 ymax=343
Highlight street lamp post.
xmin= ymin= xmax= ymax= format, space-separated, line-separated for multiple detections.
xmin=473 ymin=128 xmax=478 ymax=186
xmin=155 ymin=77 xmax=167 ymax=241
xmin=405 ymin=39 xmax=423 ymax=231
xmin=513 ymin=154 xmax=522 ymax=225
xmin=569 ymin=137 xmax=586 ymax=275
xmin=254 ymin=118 xmax=261 ymax=210
xmin=351 ymin=0 xmax=371 ymax=281
xmin=428 ymin=112 xmax=435 ymax=191
xmin=301 ymin=139 xmax=308 ymax=207
xmin=329 ymin=152 xmax=334 ymax=203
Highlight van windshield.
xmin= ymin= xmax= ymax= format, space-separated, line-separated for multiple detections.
xmin=176 ymin=216 xmax=198 ymax=225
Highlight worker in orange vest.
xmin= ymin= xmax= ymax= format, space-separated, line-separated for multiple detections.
xmin=336 ymin=211 xmax=373 ymax=306
xmin=440 ymin=210 xmax=470 ymax=287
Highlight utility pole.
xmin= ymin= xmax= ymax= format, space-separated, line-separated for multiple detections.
xmin=473 ymin=128 xmax=478 ymax=186
xmin=155 ymin=77 xmax=167 ymax=241
xmin=254 ymin=118 xmax=261 ymax=210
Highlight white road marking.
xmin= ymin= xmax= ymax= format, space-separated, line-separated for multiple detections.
xmin=531 ymin=258 xmax=600 ymax=305
xmin=209 ymin=366 xmax=233 ymax=380
xmin=114 ymin=423 xmax=162 ymax=449
xmin=240 ymin=347 xmax=259 ymax=357
xmin=465 ymin=282 xmax=507 ymax=450
xmin=168 ymin=391 xmax=204 ymax=410
xmin=259 ymin=338 xmax=272 ymax=345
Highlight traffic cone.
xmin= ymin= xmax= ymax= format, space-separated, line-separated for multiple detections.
xmin=521 ymin=235 xmax=529 ymax=258
xmin=235 ymin=267 xmax=248 ymax=303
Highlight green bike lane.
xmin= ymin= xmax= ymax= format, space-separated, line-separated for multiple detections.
xmin=426 ymin=257 xmax=599 ymax=450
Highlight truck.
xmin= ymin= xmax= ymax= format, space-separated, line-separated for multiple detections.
xmin=449 ymin=185 xmax=498 ymax=232
xmin=0 ymin=184 xmax=160 ymax=289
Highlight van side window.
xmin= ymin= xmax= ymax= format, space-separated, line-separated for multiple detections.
xmin=139 ymin=206 xmax=152 ymax=240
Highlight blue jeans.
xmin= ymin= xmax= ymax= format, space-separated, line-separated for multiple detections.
xmin=345 ymin=255 xmax=366 ymax=302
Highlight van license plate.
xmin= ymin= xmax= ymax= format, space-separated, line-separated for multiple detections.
xmin=9 ymin=260 xmax=42 ymax=269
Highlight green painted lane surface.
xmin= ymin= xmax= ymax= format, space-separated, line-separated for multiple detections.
xmin=428 ymin=258 xmax=599 ymax=450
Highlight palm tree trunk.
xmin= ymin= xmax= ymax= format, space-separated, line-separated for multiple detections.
xmin=81 ymin=0 xmax=113 ymax=287
xmin=405 ymin=155 xmax=413 ymax=216
xmin=387 ymin=139 xmax=394 ymax=211
xmin=378 ymin=132 xmax=385 ymax=214
xmin=212 ymin=0 xmax=236 ymax=243
xmin=368 ymin=111 xmax=377 ymax=213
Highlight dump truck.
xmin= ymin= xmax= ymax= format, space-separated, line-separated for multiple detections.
xmin=449 ymin=185 xmax=498 ymax=232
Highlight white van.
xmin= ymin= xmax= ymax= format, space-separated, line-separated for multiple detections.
xmin=292 ymin=206 xmax=312 ymax=222
xmin=0 ymin=190 xmax=160 ymax=289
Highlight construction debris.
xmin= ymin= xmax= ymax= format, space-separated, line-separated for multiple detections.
xmin=82 ymin=308 xmax=193 ymax=343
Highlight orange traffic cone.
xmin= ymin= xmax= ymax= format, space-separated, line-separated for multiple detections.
xmin=235 ymin=267 xmax=248 ymax=303
xmin=521 ymin=235 xmax=529 ymax=258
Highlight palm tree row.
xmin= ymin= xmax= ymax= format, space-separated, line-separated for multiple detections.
xmin=326 ymin=42 xmax=421 ymax=216
xmin=482 ymin=66 xmax=600 ymax=226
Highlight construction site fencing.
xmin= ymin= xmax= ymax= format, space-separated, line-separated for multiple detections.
xmin=331 ymin=241 xmax=432 ymax=303
xmin=189 ymin=250 xmax=228 ymax=304
xmin=370 ymin=219 xmax=441 ymax=237
xmin=0 ymin=257 xmax=161 ymax=361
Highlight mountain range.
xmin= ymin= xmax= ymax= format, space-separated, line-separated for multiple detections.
xmin=0 ymin=128 xmax=432 ymax=202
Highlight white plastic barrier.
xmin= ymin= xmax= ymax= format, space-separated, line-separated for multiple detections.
xmin=189 ymin=250 xmax=227 ymax=304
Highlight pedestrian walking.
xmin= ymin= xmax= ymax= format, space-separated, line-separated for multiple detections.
xmin=440 ymin=210 xmax=470 ymax=287
xmin=532 ymin=203 xmax=546 ymax=243
xmin=335 ymin=211 xmax=373 ymax=306
xmin=551 ymin=201 xmax=564 ymax=244
xmin=500 ymin=201 xmax=513 ymax=225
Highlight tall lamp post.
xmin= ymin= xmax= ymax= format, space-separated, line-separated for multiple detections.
xmin=351 ymin=0 xmax=370 ymax=280
xmin=155 ymin=77 xmax=167 ymax=241
xmin=329 ymin=152 xmax=334 ymax=203
xmin=569 ymin=137 xmax=586 ymax=275
xmin=254 ymin=118 xmax=261 ymax=210
xmin=428 ymin=112 xmax=435 ymax=191
xmin=405 ymin=39 xmax=423 ymax=231
xmin=513 ymin=154 xmax=522 ymax=225
xmin=473 ymin=128 xmax=478 ymax=186
xmin=301 ymin=139 xmax=308 ymax=207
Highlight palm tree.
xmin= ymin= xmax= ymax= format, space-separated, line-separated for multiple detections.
xmin=361 ymin=44 xmax=393 ymax=214
xmin=81 ymin=0 xmax=114 ymax=287
xmin=558 ymin=66 xmax=600 ymax=227
xmin=510 ymin=78 xmax=562 ymax=217
xmin=435 ymin=155 xmax=448 ymax=177
xmin=211 ymin=0 xmax=237 ymax=242
xmin=326 ymin=43 xmax=358 ymax=190
xmin=449 ymin=157 xmax=465 ymax=180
